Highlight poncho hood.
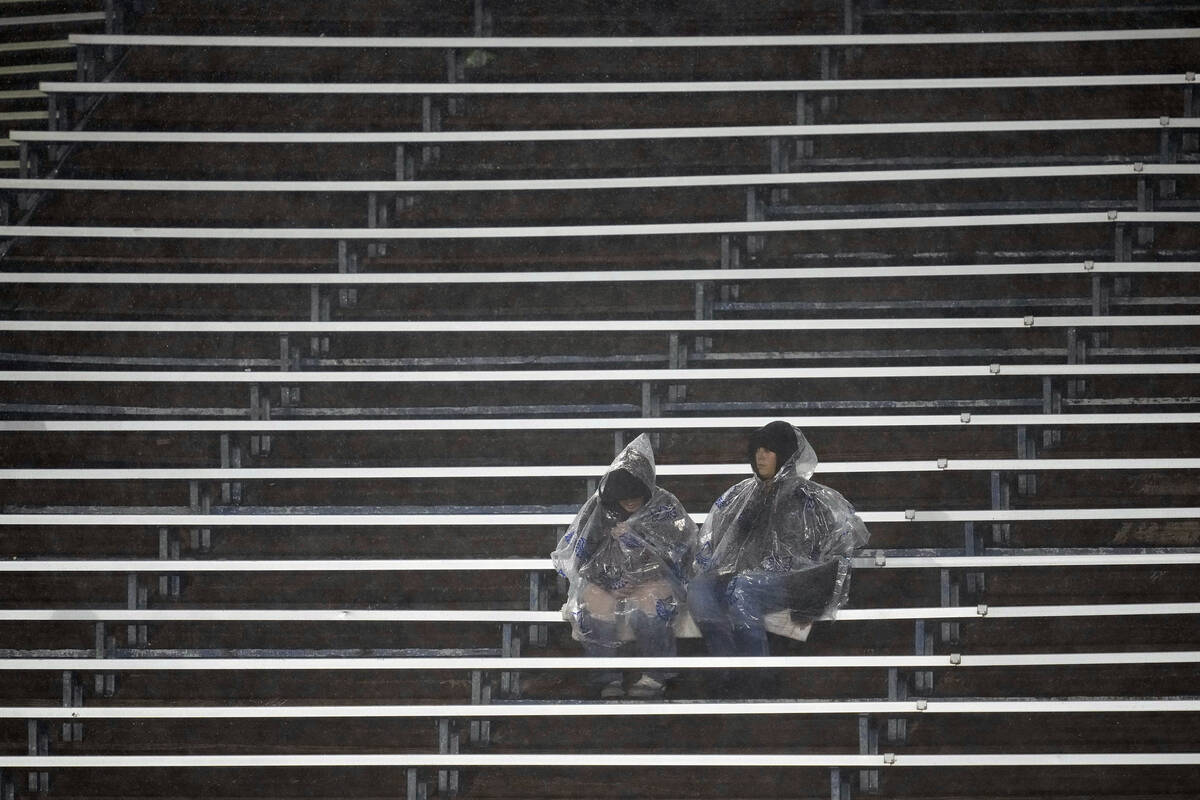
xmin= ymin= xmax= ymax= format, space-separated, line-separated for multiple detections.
xmin=552 ymin=434 xmax=696 ymax=595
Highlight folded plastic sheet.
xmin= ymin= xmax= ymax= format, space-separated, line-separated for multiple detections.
xmin=692 ymin=425 xmax=870 ymax=621
xmin=552 ymin=434 xmax=697 ymax=641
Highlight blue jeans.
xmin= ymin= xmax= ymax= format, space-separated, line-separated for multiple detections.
xmin=578 ymin=609 xmax=676 ymax=684
xmin=687 ymin=571 xmax=793 ymax=657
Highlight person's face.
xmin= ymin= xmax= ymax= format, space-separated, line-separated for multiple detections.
xmin=754 ymin=446 xmax=778 ymax=479
xmin=618 ymin=496 xmax=645 ymax=513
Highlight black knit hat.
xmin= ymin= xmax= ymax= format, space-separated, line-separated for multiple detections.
xmin=747 ymin=420 xmax=799 ymax=471
xmin=600 ymin=468 xmax=651 ymax=508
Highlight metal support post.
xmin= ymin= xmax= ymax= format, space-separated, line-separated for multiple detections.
xmin=692 ymin=279 xmax=713 ymax=356
xmin=436 ymin=719 xmax=460 ymax=795
xmin=396 ymin=144 xmax=416 ymax=214
xmin=1015 ymin=424 xmax=1037 ymax=497
xmin=1065 ymin=327 xmax=1085 ymax=399
xmin=1135 ymin=176 xmax=1155 ymax=249
xmin=406 ymin=767 xmax=428 ymax=800
xmin=127 ymin=573 xmax=148 ymax=647
xmin=27 ymin=720 xmax=48 ymax=793
xmin=963 ymin=522 xmax=986 ymax=597
xmin=220 ymin=433 xmax=242 ymax=505
xmin=499 ymin=623 xmax=522 ymax=698
xmin=745 ymin=187 xmax=764 ymax=256
xmin=818 ymin=47 xmax=840 ymax=115
xmin=94 ymin=623 xmax=115 ymax=697
xmin=473 ymin=0 xmax=493 ymax=36
xmin=885 ymin=667 xmax=907 ymax=745
xmin=667 ymin=333 xmax=687 ymax=405
xmin=939 ymin=569 xmax=960 ymax=646
xmin=989 ymin=471 xmax=1010 ymax=547
xmin=641 ymin=381 xmax=661 ymax=419
xmin=421 ymin=96 xmax=442 ymax=165
xmin=719 ymin=234 xmax=742 ymax=302
xmin=189 ymin=480 xmax=211 ymax=551
xmin=61 ymin=672 xmax=83 ymax=742
xmin=528 ymin=571 xmax=548 ymax=646
xmin=310 ymin=285 xmax=330 ymax=356
xmin=250 ymin=385 xmax=272 ymax=456
xmin=446 ymin=49 xmax=465 ymax=116
xmin=1183 ymin=84 xmax=1198 ymax=154
xmin=830 ymin=768 xmax=852 ymax=800
xmin=469 ymin=670 xmax=493 ymax=745
xmin=857 ymin=715 xmax=879 ymax=793
xmin=158 ymin=528 xmax=181 ymax=598
xmin=1041 ymin=377 xmax=1062 ymax=448
xmin=769 ymin=136 xmax=789 ymax=205
xmin=337 ymin=240 xmax=359 ymax=308
xmin=913 ymin=620 xmax=933 ymax=693
xmin=795 ymin=93 xmax=815 ymax=158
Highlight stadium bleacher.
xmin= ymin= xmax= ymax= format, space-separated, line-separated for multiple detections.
xmin=1 ymin=1 xmax=1199 ymax=798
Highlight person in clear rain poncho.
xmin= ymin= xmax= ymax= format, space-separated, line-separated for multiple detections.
xmin=688 ymin=421 xmax=870 ymax=659
xmin=552 ymin=434 xmax=696 ymax=699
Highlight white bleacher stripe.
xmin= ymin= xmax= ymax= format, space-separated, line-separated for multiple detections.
xmin=2 ymin=363 xmax=1197 ymax=382
xmin=3 ymin=458 xmax=1198 ymax=481
xmin=0 ymin=11 xmax=104 ymax=26
xmin=2 ymin=652 xmax=1198 ymax=672
xmin=0 ymin=110 xmax=48 ymax=121
xmin=4 ymin=212 xmax=1197 ymax=239
xmin=10 ymin=117 xmax=1200 ymax=144
xmin=2 ymin=602 xmax=1198 ymax=623
xmin=0 ymin=39 xmax=72 ymax=53
xmin=1 ymin=315 xmax=1194 ymax=334
xmin=2 ymin=262 xmax=1197 ymax=285
xmin=6 ymin=753 xmax=1198 ymax=768
xmin=3 ymin=698 xmax=1198 ymax=719
xmin=0 ymin=89 xmax=47 ymax=100
xmin=4 ymin=508 xmax=1199 ymax=526
xmin=67 ymin=29 xmax=1200 ymax=48
xmin=1 ymin=552 xmax=1197 ymax=572
xmin=0 ymin=61 xmax=73 ymax=76
xmin=2 ymin=413 xmax=1199 ymax=432
xmin=4 ymin=163 xmax=1197 ymax=193
xmin=38 ymin=74 xmax=1195 ymax=94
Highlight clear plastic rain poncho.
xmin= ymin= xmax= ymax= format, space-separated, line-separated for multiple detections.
xmin=692 ymin=424 xmax=870 ymax=621
xmin=552 ymin=434 xmax=697 ymax=642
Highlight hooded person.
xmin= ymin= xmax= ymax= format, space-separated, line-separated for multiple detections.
xmin=687 ymin=421 xmax=870 ymax=660
xmin=551 ymin=434 xmax=696 ymax=699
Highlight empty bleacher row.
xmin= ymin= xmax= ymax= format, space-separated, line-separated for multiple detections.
xmin=1 ymin=1 xmax=1199 ymax=798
